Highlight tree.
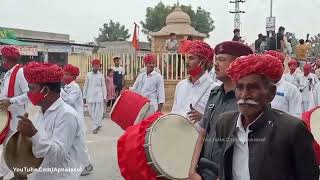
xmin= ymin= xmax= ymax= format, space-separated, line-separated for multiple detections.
xmin=96 ymin=20 xmax=130 ymax=42
xmin=140 ymin=2 xmax=215 ymax=38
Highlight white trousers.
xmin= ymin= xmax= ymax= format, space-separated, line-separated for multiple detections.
xmin=87 ymin=102 xmax=104 ymax=130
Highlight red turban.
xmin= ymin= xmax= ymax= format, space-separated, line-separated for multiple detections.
xmin=187 ymin=40 xmax=213 ymax=62
xmin=178 ymin=40 xmax=193 ymax=54
xmin=1 ymin=46 xmax=20 ymax=61
xmin=215 ymin=41 xmax=253 ymax=57
xmin=24 ymin=61 xmax=64 ymax=84
xmin=143 ymin=54 xmax=156 ymax=64
xmin=288 ymin=59 xmax=298 ymax=66
xmin=91 ymin=59 xmax=101 ymax=65
xmin=304 ymin=63 xmax=312 ymax=72
xmin=63 ymin=64 xmax=80 ymax=77
xmin=265 ymin=50 xmax=285 ymax=63
xmin=227 ymin=54 xmax=284 ymax=83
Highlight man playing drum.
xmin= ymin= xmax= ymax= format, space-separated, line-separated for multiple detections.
xmin=17 ymin=62 xmax=84 ymax=180
xmin=171 ymin=41 xmax=220 ymax=126
xmin=61 ymin=64 xmax=93 ymax=176
xmin=131 ymin=54 xmax=165 ymax=113
xmin=189 ymin=41 xmax=253 ymax=180
xmin=0 ymin=46 xmax=29 ymax=180
xmin=216 ymin=54 xmax=319 ymax=180
xmin=83 ymin=59 xmax=107 ymax=134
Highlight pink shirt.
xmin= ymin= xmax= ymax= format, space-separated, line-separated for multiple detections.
xmin=106 ymin=76 xmax=116 ymax=100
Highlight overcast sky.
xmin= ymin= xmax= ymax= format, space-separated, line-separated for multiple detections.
xmin=1 ymin=0 xmax=319 ymax=46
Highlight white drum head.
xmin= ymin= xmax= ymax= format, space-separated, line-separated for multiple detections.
xmin=310 ymin=108 xmax=320 ymax=144
xmin=0 ymin=111 xmax=8 ymax=132
xmin=147 ymin=114 xmax=198 ymax=179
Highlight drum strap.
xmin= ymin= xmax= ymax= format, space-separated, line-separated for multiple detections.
xmin=0 ymin=64 xmax=23 ymax=144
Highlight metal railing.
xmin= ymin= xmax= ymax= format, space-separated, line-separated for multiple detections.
xmin=68 ymin=53 xmax=188 ymax=81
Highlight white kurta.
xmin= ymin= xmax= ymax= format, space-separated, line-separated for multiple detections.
xmin=313 ymin=82 xmax=320 ymax=106
xmin=271 ymin=78 xmax=303 ymax=118
xmin=283 ymin=72 xmax=303 ymax=89
xmin=300 ymin=73 xmax=319 ymax=112
xmin=171 ymin=72 xmax=219 ymax=122
xmin=61 ymin=81 xmax=90 ymax=167
xmin=28 ymin=98 xmax=83 ymax=180
xmin=0 ymin=65 xmax=29 ymax=177
xmin=131 ymin=71 xmax=165 ymax=113
xmin=82 ymin=71 xmax=107 ymax=130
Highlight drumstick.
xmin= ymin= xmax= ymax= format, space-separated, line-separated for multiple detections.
xmin=16 ymin=113 xmax=29 ymax=153
xmin=190 ymin=104 xmax=194 ymax=110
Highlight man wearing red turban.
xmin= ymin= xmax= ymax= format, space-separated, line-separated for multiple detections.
xmin=283 ymin=58 xmax=304 ymax=89
xmin=0 ymin=46 xmax=29 ymax=179
xmin=17 ymin=61 xmax=84 ymax=180
xmin=131 ymin=53 xmax=165 ymax=114
xmin=300 ymin=63 xmax=319 ymax=112
xmin=264 ymin=51 xmax=302 ymax=118
xmin=189 ymin=41 xmax=253 ymax=180
xmin=61 ymin=64 xmax=93 ymax=176
xmin=83 ymin=59 xmax=107 ymax=134
xmin=214 ymin=54 xmax=319 ymax=180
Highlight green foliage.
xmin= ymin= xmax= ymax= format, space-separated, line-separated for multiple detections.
xmin=96 ymin=20 xmax=130 ymax=42
xmin=140 ymin=2 xmax=215 ymax=38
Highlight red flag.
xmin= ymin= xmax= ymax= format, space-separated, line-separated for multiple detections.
xmin=132 ymin=23 xmax=140 ymax=51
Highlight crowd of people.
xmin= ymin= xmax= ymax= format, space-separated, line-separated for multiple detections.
xmin=0 ymin=28 xmax=319 ymax=180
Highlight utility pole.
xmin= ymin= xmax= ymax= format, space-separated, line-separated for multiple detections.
xmin=229 ymin=0 xmax=246 ymax=30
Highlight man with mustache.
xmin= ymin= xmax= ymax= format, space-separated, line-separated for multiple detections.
xmin=189 ymin=41 xmax=253 ymax=180
xmin=215 ymin=54 xmax=319 ymax=180
xmin=264 ymin=50 xmax=302 ymax=118
xmin=283 ymin=59 xmax=303 ymax=89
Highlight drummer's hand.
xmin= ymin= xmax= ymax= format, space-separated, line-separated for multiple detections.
xmin=0 ymin=99 xmax=11 ymax=110
xmin=187 ymin=106 xmax=203 ymax=124
xmin=189 ymin=172 xmax=202 ymax=180
xmin=17 ymin=113 xmax=37 ymax=137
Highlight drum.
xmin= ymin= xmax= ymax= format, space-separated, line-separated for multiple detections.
xmin=117 ymin=113 xmax=198 ymax=180
xmin=0 ymin=110 xmax=11 ymax=145
xmin=302 ymin=106 xmax=320 ymax=165
xmin=111 ymin=90 xmax=150 ymax=130
xmin=4 ymin=104 xmax=43 ymax=177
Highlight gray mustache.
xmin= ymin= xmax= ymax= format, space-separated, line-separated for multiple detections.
xmin=237 ymin=99 xmax=259 ymax=105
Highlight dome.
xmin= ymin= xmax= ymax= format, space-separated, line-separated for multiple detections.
xmin=166 ymin=6 xmax=191 ymax=25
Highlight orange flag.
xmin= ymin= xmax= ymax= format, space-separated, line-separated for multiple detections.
xmin=132 ymin=23 xmax=140 ymax=50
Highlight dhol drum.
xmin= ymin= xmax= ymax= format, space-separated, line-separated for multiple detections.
xmin=302 ymin=106 xmax=320 ymax=165
xmin=117 ymin=113 xmax=198 ymax=180
xmin=111 ymin=90 xmax=150 ymax=130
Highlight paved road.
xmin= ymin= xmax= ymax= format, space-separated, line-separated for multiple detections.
xmin=80 ymin=114 xmax=124 ymax=180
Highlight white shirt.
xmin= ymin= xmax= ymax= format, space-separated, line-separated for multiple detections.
xmin=283 ymin=72 xmax=303 ymax=89
xmin=82 ymin=71 xmax=107 ymax=103
xmin=0 ymin=64 xmax=29 ymax=132
xmin=300 ymin=73 xmax=319 ymax=102
xmin=29 ymin=98 xmax=83 ymax=180
xmin=271 ymin=78 xmax=302 ymax=118
xmin=206 ymin=69 xmax=222 ymax=85
xmin=171 ymin=72 xmax=219 ymax=118
xmin=232 ymin=113 xmax=262 ymax=180
xmin=61 ymin=81 xmax=84 ymax=118
xmin=132 ymin=70 xmax=165 ymax=111
xmin=313 ymin=82 xmax=320 ymax=106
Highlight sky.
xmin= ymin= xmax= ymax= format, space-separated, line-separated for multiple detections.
xmin=1 ymin=0 xmax=320 ymax=46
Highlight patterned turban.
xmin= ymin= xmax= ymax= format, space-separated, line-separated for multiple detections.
xmin=1 ymin=46 xmax=20 ymax=61
xmin=265 ymin=50 xmax=285 ymax=63
xmin=24 ymin=61 xmax=64 ymax=84
xmin=214 ymin=41 xmax=253 ymax=57
xmin=227 ymin=54 xmax=284 ymax=83
xmin=187 ymin=40 xmax=213 ymax=62
xmin=63 ymin=64 xmax=80 ymax=77
xmin=288 ymin=59 xmax=298 ymax=66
